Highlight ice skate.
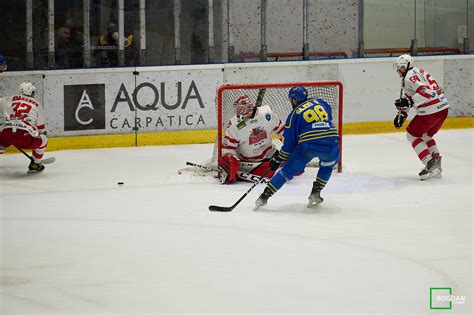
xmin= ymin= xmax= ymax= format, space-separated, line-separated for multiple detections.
xmin=307 ymin=183 xmax=324 ymax=208
xmin=433 ymin=156 xmax=442 ymax=172
xmin=27 ymin=161 xmax=45 ymax=174
xmin=254 ymin=187 xmax=273 ymax=210
xmin=419 ymin=158 xmax=441 ymax=180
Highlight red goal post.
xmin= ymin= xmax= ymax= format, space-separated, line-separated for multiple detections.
xmin=216 ymin=81 xmax=343 ymax=172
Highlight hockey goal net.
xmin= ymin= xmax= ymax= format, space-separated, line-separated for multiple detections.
xmin=214 ymin=81 xmax=343 ymax=172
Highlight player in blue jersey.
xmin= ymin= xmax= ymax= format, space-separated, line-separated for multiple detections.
xmin=255 ymin=86 xmax=340 ymax=209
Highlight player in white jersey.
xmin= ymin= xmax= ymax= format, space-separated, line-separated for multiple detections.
xmin=220 ymin=94 xmax=285 ymax=184
xmin=0 ymin=82 xmax=48 ymax=172
xmin=393 ymin=54 xmax=449 ymax=180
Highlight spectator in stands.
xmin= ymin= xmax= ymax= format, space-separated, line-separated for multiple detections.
xmin=94 ymin=22 xmax=134 ymax=66
xmin=55 ymin=23 xmax=83 ymax=69
xmin=64 ymin=19 xmax=84 ymax=66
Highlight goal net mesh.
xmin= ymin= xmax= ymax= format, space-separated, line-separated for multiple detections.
xmin=212 ymin=81 xmax=343 ymax=172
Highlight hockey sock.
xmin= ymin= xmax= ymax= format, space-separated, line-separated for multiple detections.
xmin=32 ymin=135 xmax=48 ymax=164
xmin=422 ymin=135 xmax=440 ymax=158
xmin=314 ymin=166 xmax=333 ymax=191
xmin=407 ymin=134 xmax=431 ymax=164
xmin=266 ymin=170 xmax=290 ymax=194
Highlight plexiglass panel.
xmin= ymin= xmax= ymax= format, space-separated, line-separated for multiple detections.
xmin=54 ymin=0 xmax=84 ymax=69
xmin=364 ymin=0 xmax=415 ymax=49
xmin=364 ymin=0 xmax=468 ymax=51
xmin=0 ymin=0 xmax=470 ymax=71
xmin=145 ymin=0 xmax=175 ymax=66
xmin=0 ymin=0 xmax=27 ymax=70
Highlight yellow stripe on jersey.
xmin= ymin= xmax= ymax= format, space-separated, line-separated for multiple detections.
xmin=299 ymin=128 xmax=337 ymax=138
xmin=300 ymin=134 xmax=339 ymax=142
xmin=279 ymin=150 xmax=291 ymax=160
xmin=299 ymin=130 xmax=338 ymax=142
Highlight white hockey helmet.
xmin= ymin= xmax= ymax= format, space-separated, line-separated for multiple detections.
xmin=233 ymin=95 xmax=255 ymax=120
xmin=19 ymin=81 xmax=36 ymax=97
xmin=393 ymin=54 xmax=414 ymax=71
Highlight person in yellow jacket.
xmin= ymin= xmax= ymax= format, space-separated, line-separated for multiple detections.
xmin=95 ymin=22 xmax=134 ymax=66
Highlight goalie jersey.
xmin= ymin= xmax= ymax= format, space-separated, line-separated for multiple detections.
xmin=222 ymin=105 xmax=284 ymax=161
xmin=402 ymin=67 xmax=449 ymax=116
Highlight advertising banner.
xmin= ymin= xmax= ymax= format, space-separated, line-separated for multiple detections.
xmin=1 ymin=56 xmax=471 ymax=138
xmin=43 ymin=66 xmax=224 ymax=137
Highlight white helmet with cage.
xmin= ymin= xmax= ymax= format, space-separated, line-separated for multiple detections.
xmin=393 ymin=54 xmax=414 ymax=71
xmin=19 ymin=81 xmax=37 ymax=97
xmin=233 ymin=95 xmax=256 ymax=120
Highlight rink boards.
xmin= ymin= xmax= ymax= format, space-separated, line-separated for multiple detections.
xmin=0 ymin=55 xmax=472 ymax=151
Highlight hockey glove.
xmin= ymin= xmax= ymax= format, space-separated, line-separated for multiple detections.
xmin=269 ymin=151 xmax=284 ymax=171
xmin=394 ymin=98 xmax=413 ymax=111
xmin=393 ymin=111 xmax=408 ymax=129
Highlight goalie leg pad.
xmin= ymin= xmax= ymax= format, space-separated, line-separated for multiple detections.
xmin=250 ymin=161 xmax=275 ymax=178
xmin=220 ymin=155 xmax=240 ymax=184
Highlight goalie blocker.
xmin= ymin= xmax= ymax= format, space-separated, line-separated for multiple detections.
xmin=219 ymin=155 xmax=275 ymax=184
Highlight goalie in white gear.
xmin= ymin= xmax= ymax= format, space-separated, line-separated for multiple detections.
xmin=0 ymin=82 xmax=48 ymax=173
xmin=392 ymin=54 xmax=449 ymax=180
xmin=220 ymin=94 xmax=285 ymax=184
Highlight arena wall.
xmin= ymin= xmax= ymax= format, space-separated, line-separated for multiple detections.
xmin=0 ymin=55 xmax=472 ymax=150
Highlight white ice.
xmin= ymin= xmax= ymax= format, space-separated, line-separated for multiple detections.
xmin=0 ymin=129 xmax=472 ymax=314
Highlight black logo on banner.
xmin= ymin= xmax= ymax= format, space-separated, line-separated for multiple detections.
xmin=64 ymin=84 xmax=106 ymax=131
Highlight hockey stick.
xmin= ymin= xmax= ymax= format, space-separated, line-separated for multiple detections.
xmin=16 ymin=147 xmax=56 ymax=164
xmin=255 ymin=88 xmax=266 ymax=107
xmin=185 ymin=161 xmax=268 ymax=184
xmin=209 ymin=168 xmax=272 ymax=212
xmin=208 ymin=167 xmax=272 ymax=212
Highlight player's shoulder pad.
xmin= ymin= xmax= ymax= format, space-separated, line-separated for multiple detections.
xmin=257 ymin=105 xmax=272 ymax=115
xmin=256 ymin=105 xmax=275 ymax=121
xmin=314 ymin=98 xmax=330 ymax=107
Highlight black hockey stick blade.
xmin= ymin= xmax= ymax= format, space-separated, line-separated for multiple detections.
xmin=208 ymin=205 xmax=235 ymax=212
xmin=208 ymin=168 xmax=272 ymax=212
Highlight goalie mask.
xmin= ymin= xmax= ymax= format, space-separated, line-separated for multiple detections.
xmin=233 ymin=95 xmax=256 ymax=121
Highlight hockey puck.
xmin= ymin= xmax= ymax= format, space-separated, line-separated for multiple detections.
xmin=117 ymin=182 xmax=124 ymax=185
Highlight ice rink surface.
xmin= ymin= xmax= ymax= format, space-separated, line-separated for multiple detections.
xmin=0 ymin=129 xmax=472 ymax=314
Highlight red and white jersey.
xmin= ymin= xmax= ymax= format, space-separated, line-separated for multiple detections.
xmin=402 ymin=67 xmax=449 ymax=116
xmin=222 ymin=105 xmax=284 ymax=161
xmin=1 ymin=94 xmax=45 ymax=136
